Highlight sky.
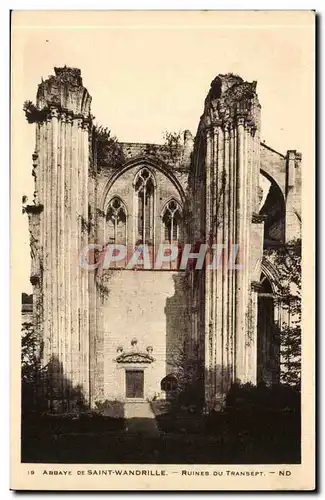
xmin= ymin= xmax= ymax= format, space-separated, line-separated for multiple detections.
xmin=11 ymin=11 xmax=314 ymax=294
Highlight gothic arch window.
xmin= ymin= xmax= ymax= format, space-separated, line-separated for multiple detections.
xmin=134 ymin=168 xmax=155 ymax=246
xmin=106 ymin=197 xmax=127 ymax=246
xmin=162 ymin=199 xmax=182 ymax=243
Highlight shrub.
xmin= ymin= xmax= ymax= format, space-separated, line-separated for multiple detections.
xmin=226 ymin=383 xmax=300 ymax=413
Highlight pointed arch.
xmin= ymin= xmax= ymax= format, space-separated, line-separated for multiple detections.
xmin=99 ymin=156 xmax=186 ymax=212
xmin=133 ymin=166 xmax=157 ymax=189
xmin=259 ymin=170 xmax=286 ymax=247
xmin=133 ymin=167 xmax=156 ymax=246
xmin=161 ymin=198 xmax=183 ymax=243
xmin=105 ymin=196 xmax=127 ymax=246
xmin=261 ymin=257 xmax=282 ymax=295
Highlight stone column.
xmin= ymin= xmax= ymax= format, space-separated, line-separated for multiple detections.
xmin=197 ymin=74 xmax=262 ymax=408
xmin=25 ymin=67 xmax=93 ymax=411
xmin=204 ymin=126 xmax=213 ymax=405
xmin=64 ymin=113 xmax=73 ymax=406
xmin=235 ymin=115 xmax=247 ymax=382
xmin=81 ymin=120 xmax=90 ymax=401
xmin=58 ymin=111 xmax=66 ymax=406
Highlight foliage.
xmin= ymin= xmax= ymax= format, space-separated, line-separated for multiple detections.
xmin=23 ymin=204 xmax=44 ymax=215
xmin=21 ymin=321 xmax=41 ymax=384
xmin=93 ymin=125 xmax=125 ymax=168
xmin=167 ymin=340 xmax=204 ymax=411
xmin=21 ymin=321 xmax=48 ymax=414
xmin=161 ymin=131 xmax=183 ymax=163
xmin=266 ymin=238 xmax=302 ymax=387
xmin=23 ymin=100 xmax=48 ymax=124
xmin=226 ymin=382 xmax=300 ymax=413
xmin=95 ymin=268 xmax=115 ymax=303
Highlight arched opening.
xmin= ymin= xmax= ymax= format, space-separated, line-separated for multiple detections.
xmin=105 ymin=197 xmax=127 ymax=246
xmin=257 ymin=272 xmax=280 ymax=385
xmin=162 ymin=199 xmax=183 ymax=243
xmin=259 ymin=171 xmax=285 ymax=249
xmin=161 ymin=374 xmax=178 ymax=399
xmin=134 ymin=168 xmax=155 ymax=246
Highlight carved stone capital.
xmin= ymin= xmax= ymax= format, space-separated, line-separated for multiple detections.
xmin=212 ymin=125 xmax=220 ymax=136
xmin=223 ymin=122 xmax=230 ymax=134
xmin=248 ymin=124 xmax=257 ymax=137
xmin=50 ymin=107 xmax=59 ymax=119
xmin=82 ymin=118 xmax=91 ymax=131
xmin=236 ymin=115 xmax=246 ymax=127
xmin=211 ymin=118 xmax=223 ymax=128
xmin=73 ymin=115 xmax=84 ymax=128
xmin=24 ymin=203 xmax=44 ymax=215
xmin=59 ymin=111 xmax=67 ymax=122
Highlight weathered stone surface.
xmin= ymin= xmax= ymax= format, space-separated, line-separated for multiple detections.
xmin=25 ymin=67 xmax=301 ymax=411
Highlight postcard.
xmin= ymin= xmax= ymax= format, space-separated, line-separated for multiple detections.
xmin=10 ymin=10 xmax=315 ymax=490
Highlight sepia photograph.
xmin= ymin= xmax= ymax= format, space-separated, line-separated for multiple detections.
xmin=10 ymin=10 xmax=315 ymax=490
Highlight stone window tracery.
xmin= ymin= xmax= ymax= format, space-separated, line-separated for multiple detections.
xmin=106 ymin=197 xmax=127 ymax=245
xmin=162 ymin=199 xmax=182 ymax=243
xmin=134 ymin=168 xmax=155 ymax=246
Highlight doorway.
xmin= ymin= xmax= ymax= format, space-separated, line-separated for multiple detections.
xmin=257 ymin=273 xmax=280 ymax=385
xmin=125 ymin=370 xmax=144 ymax=399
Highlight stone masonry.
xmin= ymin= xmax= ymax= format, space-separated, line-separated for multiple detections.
xmin=24 ymin=67 xmax=301 ymax=411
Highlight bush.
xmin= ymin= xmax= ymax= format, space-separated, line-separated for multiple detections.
xmin=226 ymin=383 xmax=300 ymax=413
xmin=22 ymin=411 xmax=124 ymax=437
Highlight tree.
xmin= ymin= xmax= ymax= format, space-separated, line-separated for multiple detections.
xmin=162 ymin=131 xmax=183 ymax=163
xmin=21 ymin=322 xmax=40 ymax=383
xmin=167 ymin=340 xmax=204 ymax=411
xmin=268 ymin=238 xmax=301 ymax=387
xmin=21 ymin=321 xmax=46 ymax=413
xmin=93 ymin=125 xmax=125 ymax=169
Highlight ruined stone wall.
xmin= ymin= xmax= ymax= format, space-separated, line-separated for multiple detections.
xmin=24 ymin=66 xmax=301 ymax=411
xmin=92 ymin=270 xmax=187 ymax=402
xmin=92 ymin=157 xmax=190 ymax=402
xmin=260 ymin=144 xmax=301 ymax=243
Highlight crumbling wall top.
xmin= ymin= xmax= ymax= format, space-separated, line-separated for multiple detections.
xmin=36 ymin=66 xmax=92 ymax=117
xmin=53 ymin=66 xmax=83 ymax=86
xmin=201 ymin=72 xmax=260 ymax=131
